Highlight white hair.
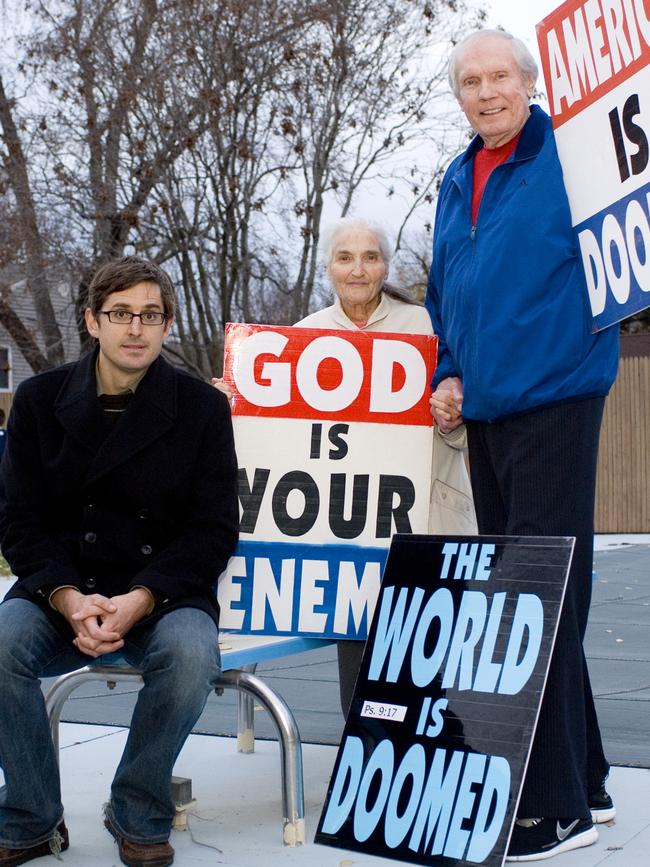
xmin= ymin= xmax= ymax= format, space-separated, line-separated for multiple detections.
xmin=320 ymin=217 xmax=392 ymax=267
xmin=448 ymin=29 xmax=539 ymax=99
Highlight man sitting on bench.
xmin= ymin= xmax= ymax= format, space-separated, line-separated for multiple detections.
xmin=0 ymin=256 xmax=238 ymax=867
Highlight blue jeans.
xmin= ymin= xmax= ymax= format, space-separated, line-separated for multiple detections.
xmin=0 ymin=599 xmax=221 ymax=847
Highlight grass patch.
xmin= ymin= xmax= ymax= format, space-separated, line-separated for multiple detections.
xmin=0 ymin=555 xmax=13 ymax=577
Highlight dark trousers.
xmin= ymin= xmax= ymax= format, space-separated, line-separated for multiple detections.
xmin=338 ymin=639 xmax=364 ymax=717
xmin=466 ymin=397 xmax=609 ymax=818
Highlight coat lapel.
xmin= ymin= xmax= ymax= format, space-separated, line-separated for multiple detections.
xmin=87 ymin=355 xmax=178 ymax=484
xmin=54 ymin=350 xmax=108 ymax=455
xmin=55 ymin=351 xmax=178 ymax=486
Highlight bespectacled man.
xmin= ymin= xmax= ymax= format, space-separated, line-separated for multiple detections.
xmin=0 ymin=256 xmax=239 ymax=867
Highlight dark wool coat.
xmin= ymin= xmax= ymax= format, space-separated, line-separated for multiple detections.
xmin=0 ymin=350 xmax=239 ymax=634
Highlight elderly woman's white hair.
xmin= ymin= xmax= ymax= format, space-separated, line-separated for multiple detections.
xmin=448 ymin=29 xmax=539 ymax=99
xmin=319 ymin=216 xmax=421 ymax=306
xmin=320 ymin=217 xmax=393 ymax=267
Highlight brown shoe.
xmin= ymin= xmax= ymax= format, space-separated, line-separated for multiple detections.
xmin=104 ymin=815 xmax=174 ymax=867
xmin=0 ymin=821 xmax=68 ymax=866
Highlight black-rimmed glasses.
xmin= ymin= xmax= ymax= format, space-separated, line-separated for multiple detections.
xmin=99 ymin=310 xmax=168 ymax=326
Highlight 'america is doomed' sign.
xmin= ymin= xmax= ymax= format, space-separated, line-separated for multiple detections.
xmin=217 ymin=324 xmax=437 ymax=639
xmin=537 ymin=0 xmax=650 ymax=329
xmin=316 ymin=535 xmax=573 ymax=866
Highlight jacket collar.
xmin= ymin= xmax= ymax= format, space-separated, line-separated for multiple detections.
xmin=329 ymin=290 xmax=393 ymax=330
xmin=55 ymin=349 xmax=178 ymax=484
xmin=457 ymin=103 xmax=550 ymax=169
xmin=513 ymin=104 xmax=550 ymax=161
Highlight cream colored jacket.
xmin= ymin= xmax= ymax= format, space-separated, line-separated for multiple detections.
xmin=296 ymin=292 xmax=477 ymax=535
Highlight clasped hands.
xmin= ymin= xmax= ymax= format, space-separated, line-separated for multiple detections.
xmin=52 ymin=587 xmax=154 ymax=658
xmin=430 ymin=376 xmax=464 ymax=433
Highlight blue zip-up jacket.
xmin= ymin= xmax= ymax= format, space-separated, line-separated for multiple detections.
xmin=426 ymin=104 xmax=619 ymax=422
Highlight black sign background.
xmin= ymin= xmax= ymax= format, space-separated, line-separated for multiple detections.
xmin=315 ymin=534 xmax=573 ymax=867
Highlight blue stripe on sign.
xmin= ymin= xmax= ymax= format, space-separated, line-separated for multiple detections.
xmin=576 ymin=180 xmax=650 ymax=330
xmin=218 ymin=540 xmax=389 ymax=639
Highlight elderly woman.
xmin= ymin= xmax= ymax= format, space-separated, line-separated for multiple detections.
xmin=296 ymin=216 xmax=476 ymax=715
xmin=214 ymin=217 xmax=476 ymax=713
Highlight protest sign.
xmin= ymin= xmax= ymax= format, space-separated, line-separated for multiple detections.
xmin=537 ymin=0 xmax=650 ymax=330
xmin=316 ymin=534 xmax=573 ymax=866
xmin=217 ymin=324 xmax=437 ymax=639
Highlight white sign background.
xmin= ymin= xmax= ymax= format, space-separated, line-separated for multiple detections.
xmin=217 ymin=324 xmax=437 ymax=639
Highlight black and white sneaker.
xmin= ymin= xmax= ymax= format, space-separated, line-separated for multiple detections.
xmin=589 ymin=782 xmax=616 ymax=823
xmin=506 ymin=817 xmax=598 ymax=861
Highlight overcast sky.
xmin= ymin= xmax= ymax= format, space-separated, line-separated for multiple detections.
xmin=482 ymin=0 xmax=561 ymax=70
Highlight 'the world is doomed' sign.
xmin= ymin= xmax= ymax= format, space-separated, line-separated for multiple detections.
xmin=316 ymin=535 xmax=573 ymax=867
xmin=217 ymin=324 xmax=437 ymax=639
xmin=537 ymin=0 xmax=650 ymax=330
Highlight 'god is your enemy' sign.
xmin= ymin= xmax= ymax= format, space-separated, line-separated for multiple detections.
xmin=217 ymin=324 xmax=437 ymax=639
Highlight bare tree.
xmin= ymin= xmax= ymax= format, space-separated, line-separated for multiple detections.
xmin=285 ymin=0 xmax=485 ymax=321
xmin=19 ymin=0 xmax=221 ymax=350
xmin=134 ymin=0 xmax=321 ymax=376
xmin=0 ymin=76 xmax=64 ymax=369
xmin=142 ymin=0 xmax=485 ymax=372
xmin=390 ymin=227 xmax=436 ymax=303
xmin=1 ymin=0 xmax=490 ymax=379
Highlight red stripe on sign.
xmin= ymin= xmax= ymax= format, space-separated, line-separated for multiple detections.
xmin=537 ymin=0 xmax=650 ymax=128
xmin=223 ymin=323 xmax=437 ymax=426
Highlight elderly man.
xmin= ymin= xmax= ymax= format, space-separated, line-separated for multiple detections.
xmin=0 ymin=257 xmax=238 ymax=867
xmin=426 ymin=30 xmax=619 ymax=862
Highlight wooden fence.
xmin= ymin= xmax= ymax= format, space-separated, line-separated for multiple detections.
xmin=595 ymin=334 xmax=650 ymax=533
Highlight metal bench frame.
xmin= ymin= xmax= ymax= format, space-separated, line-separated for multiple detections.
xmin=45 ymin=635 xmax=334 ymax=846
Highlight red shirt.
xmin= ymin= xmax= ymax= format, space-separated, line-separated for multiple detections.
xmin=471 ymin=131 xmax=522 ymax=225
